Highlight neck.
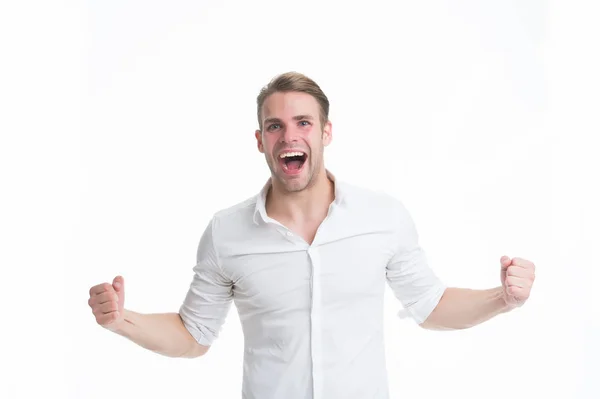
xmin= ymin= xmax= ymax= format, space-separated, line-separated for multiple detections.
xmin=266 ymin=168 xmax=334 ymax=225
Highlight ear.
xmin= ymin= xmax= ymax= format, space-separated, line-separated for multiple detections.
xmin=255 ymin=129 xmax=264 ymax=153
xmin=322 ymin=120 xmax=333 ymax=147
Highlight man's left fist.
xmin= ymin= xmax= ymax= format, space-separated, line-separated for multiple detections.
xmin=500 ymin=256 xmax=535 ymax=308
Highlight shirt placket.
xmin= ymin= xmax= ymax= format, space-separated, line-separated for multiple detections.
xmin=308 ymin=246 xmax=323 ymax=399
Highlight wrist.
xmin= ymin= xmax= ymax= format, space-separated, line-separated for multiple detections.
xmin=107 ymin=309 xmax=131 ymax=335
xmin=497 ymin=286 xmax=519 ymax=312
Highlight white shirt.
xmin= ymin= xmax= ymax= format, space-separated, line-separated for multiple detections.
xmin=179 ymin=171 xmax=446 ymax=399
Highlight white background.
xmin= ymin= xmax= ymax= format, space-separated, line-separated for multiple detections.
xmin=1 ymin=0 xmax=598 ymax=398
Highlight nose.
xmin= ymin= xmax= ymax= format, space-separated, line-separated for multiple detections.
xmin=280 ymin=125 xmax=299 ymax=144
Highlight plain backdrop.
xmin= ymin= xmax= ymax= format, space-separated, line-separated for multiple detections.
xmin=0 ymin=1 xmax=598 ymax=398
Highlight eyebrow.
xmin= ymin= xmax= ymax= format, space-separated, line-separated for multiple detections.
xmin=263 ymin=115 xmax=315 ymax=125
xmin=292 ymin=115 xmax=314 ymax=121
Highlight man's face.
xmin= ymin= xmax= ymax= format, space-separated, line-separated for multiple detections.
xmin=255 ymin=91 xmax=332 ymax=193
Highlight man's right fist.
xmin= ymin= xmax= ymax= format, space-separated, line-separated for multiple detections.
xmin=88 ymin=275 xmax=125 ymax=330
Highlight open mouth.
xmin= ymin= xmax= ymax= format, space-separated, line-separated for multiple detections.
xmin=278 ymin=151 xmax=307 ymax=175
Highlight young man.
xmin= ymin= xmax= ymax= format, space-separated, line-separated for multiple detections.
xmin=88 ymin=72 xmax=536 ymax=398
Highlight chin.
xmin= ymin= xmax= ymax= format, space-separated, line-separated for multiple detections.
xmin=271 ymin=165 xmax=314 ymax=192
xmin=284 ymin=180 xmax=309 ymax=193
xmin=277 ymin=173 xmax=309 ymax=192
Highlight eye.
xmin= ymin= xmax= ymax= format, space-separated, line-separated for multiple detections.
xmin=267 ymin=123 xmax=281 ymax=131
xmin=299 ymin=120 xmax=311 ymax=126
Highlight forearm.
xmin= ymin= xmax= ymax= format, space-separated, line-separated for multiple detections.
xmin=420 ymin=286 xmax=511 ymax=330
xmin=113 ymin=310 xmax=208 ymax=358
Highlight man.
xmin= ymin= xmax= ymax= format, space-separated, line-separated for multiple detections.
xmin=88 ymin=72 xmax=536 ymax=398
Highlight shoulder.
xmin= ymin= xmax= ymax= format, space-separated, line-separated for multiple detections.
xmin=210 ymin=195 xmax=257 ymax=230
xmin=338 ymin=179 xmax=409 ymax=215
xmin=196 ymin=194 xmax=259 ymax=260
xmin=213 ymin=195 xmax=257 ymax=219
xmin=337 ymin=179 xmax=418 ymax=237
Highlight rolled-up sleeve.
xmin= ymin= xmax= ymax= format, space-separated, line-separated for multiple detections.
xmin=179 ymin=217 xmax=233 ymax=346
xmin=386 ymin=202 xmax=446 ymax=325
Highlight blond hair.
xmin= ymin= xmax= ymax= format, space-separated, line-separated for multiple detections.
xmin=256 ymin=71 xmax=330 ymax=131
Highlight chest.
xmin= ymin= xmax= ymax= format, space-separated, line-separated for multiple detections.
xmin=225 ymin=232 xmax=396 ymax=313
xmin=288 ymin=220 xmax=322 ymax=245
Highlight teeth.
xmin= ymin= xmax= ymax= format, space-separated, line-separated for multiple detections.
xmin=279 ymin=152 xmax=304 ymax=158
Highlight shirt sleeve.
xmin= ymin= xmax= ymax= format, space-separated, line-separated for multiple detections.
xmin=179 ymin=217 xmax=233 ymax=346
xmin=386 ymin=201 xmax=446 ymax=325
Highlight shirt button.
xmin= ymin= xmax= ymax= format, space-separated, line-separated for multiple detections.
xmin=286 ymin=231 xmax=293 ymax=237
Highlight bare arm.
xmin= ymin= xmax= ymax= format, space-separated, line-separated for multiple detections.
xmin=90 ymin=220 xmax=234 ymax=359
xmin=419 ymin=257 xmax=536 ymax=330
xmin=419 ymin=286 xmax=510 ymax=330
xmin=113 ymin=310 xmax=209 ymax=358
xmin=88 ymin=277 xmax=209 ymax=359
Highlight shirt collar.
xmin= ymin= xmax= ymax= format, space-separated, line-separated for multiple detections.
xmin=253 ymin=169 xmax=344 ymax=225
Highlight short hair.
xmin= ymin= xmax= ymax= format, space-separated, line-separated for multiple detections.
xmin=256 ymin=71 xmax=330 ymax=131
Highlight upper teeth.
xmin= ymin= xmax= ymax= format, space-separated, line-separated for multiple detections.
xmin=280 ymin=152 xmax=304 ymax=158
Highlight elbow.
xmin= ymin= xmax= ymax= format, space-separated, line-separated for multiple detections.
xmin=195 ymin=343 xmax=210 ymax=357
xmin=177 ymin=313 xmax=211 ymax=358
xmin=181 ymin=342 xmax=210 ymax=358
xmin=418 ymin=319 xmax=432 ymax=329
xmin=418 ymin=312 xmax=465 ymax=331
xmin=418 ymin=315 xmax=438 ymax=330
xmin=418 ymin=315 xmax=471 ymax=331
xmin=419 ymin=320 xmax=463 ymax=331
xmin=418 ymin=319 xmax=442 ymax=330
xmin=194 ymin=344 xmax=210 ymax=358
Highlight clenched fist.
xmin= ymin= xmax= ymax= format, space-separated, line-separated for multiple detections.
xmin=88 ymin=275 xmax=125 ymax=331
xmin=500 ymin=256 xmax=535 ymax=308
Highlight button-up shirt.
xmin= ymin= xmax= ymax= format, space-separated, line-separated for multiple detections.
xmin=179 ymin=171 xmax=447 ymax=398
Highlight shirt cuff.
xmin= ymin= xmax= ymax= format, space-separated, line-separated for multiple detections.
xmin=397 ymin=284 xmax=447 ymax=324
